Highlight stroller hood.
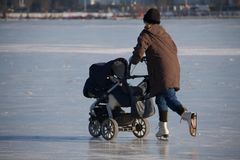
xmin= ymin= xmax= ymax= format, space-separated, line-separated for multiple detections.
xmin=83 ymin=58 xmax=128 ymax=98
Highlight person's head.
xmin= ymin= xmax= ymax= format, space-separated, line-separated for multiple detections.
xmin=143 ymin=8 xmax=160 ymax=25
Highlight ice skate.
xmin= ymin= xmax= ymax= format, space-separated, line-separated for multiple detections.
xmin=156 ymin=122 xmax=169 ymax=141
xmin=181 ymin=111 xmax=197 ymax=137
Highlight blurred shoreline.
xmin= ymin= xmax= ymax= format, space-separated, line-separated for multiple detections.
xmin=1 ymin=11 xmax=240 ymax=20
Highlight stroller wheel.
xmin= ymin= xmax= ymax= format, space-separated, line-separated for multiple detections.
xmin=88 ymin=119 xmax=101 ymax=138
xmin=132 ymin=118 xmax=150 ymax=138
xmin=101 ymin=118 xmax=119 ymax=140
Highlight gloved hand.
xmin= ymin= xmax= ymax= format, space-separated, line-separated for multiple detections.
xmin=140 ymin=56 xmax=146 ymax=62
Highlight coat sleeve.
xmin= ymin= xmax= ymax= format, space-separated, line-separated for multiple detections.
xmin=131 ymin=31 xmax=150 ymax=65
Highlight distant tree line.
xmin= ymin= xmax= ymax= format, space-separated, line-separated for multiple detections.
xmin=0 ymin=0 xmax=239 ymax=14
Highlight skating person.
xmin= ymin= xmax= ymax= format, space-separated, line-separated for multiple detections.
xmin=129 ymin=8 xmax=197 ymax=140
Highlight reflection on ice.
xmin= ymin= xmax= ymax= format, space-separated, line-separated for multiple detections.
xmin=0 ymin=135 xmax=202 ymax=160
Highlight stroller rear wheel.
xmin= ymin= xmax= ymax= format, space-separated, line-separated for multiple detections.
xmin=132 ymin=118 xmax=150 ymax=138
xmin=101 ymin=118 xmax=119 ymax=140
xmin=88 ymin=119 xmax=101 ymax=138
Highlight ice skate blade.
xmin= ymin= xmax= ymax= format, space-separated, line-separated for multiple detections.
xmin=190 ymin=113 xmax=197 ymax=137
xmin=157 ymin=135 xmax=168 ymax=141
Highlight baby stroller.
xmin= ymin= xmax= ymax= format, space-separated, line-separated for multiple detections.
xmin=83 ymin=57 xmax=155 ymax=140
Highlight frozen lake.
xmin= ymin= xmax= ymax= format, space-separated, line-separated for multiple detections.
xmin=0 ymin=18 xmax=240 ymax=160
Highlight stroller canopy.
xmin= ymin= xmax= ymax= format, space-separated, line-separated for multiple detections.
xmin=83 ymin=58 xmax=128 ymax=98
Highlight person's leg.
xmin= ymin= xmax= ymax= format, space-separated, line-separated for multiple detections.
xmin=162 ymin=88 xmax=186 ymax=115
xmin=155 ymin=94 xmax=169 ymax=140
xmin=163 ymin=88 xmax=197 ymax=137
xmin=155 ymin=95 xmax=168 ymax=121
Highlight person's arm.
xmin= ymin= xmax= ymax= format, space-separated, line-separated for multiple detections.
xmin=130 ymin=31 xmax=150 ymax=65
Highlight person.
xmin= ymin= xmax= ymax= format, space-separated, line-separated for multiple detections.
xmin=129 ymin=8 xmax=197 ymax=140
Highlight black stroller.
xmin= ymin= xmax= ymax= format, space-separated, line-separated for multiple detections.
xmin=83 ymin=57 xmax=155 ymax=140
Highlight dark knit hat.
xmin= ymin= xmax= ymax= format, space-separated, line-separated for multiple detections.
xmin=143 ymin=8 xmax=160 ymax=24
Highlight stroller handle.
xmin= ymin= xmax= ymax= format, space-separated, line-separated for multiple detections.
xmin=128 ymin=56 xmax=148 ymax=79
xmin=140 ymin=56 xmax=147 ymax=63
xmin=128 ymin=75 xmax=148 ymax=79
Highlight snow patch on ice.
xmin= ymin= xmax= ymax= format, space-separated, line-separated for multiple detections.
xmin=179 ymin=47 xmax=240 ymax=56
xmin=0 ymin=44 xmax=131 ymax=54
xmin=0 ymin=44 xmax=240 ymax=55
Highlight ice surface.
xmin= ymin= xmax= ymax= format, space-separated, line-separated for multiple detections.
xmin=0 ymin=19 xmax=240 ymax=160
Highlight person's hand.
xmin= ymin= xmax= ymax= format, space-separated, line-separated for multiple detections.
xmin=140 ymin=56 xmax=146 ymax=62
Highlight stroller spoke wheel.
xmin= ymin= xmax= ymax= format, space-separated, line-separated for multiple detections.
xmin=101 ymin=118 xmax=119 ymax=140
xmin=88 ymin=119 xmax=101 ymax=137
xmin=132 ymin=118 xmax=150 ymax=138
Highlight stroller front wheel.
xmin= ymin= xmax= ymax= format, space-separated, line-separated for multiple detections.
xmin=101 ymin=118 xmax=119 ymax=140
xmin=132 ymin=118 xmax=150 ymax=138
xmin=88 ymin=119 xmax=101 ymax=138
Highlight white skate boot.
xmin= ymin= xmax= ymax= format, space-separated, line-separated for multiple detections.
xmin=156 ymin=122 xmax=169 ymax=141
xmin=181 ymin=111 xmax=197 ymax=137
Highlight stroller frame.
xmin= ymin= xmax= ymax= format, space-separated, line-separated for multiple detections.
xmin=87 ymin=58 xmax=151 ymax=141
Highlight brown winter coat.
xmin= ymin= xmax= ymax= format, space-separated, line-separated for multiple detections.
xmin=131 ymin=24 xmax=180 ymax=97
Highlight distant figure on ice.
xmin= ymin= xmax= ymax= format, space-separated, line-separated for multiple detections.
xmin=129 ymin=8 xmax=197 ymax=140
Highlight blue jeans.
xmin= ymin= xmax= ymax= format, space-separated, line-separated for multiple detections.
xmin=155 ymin=88 xmax=184 ymax=116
